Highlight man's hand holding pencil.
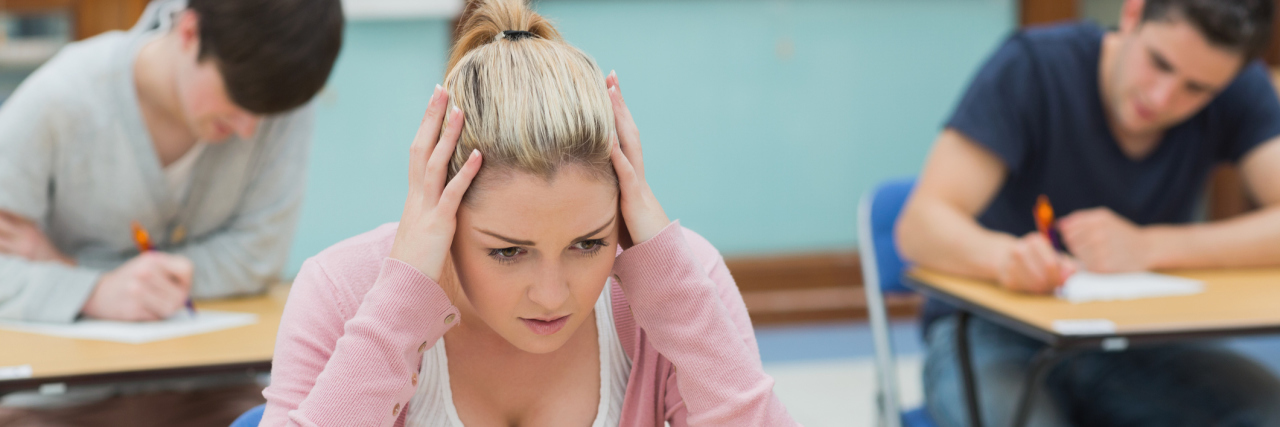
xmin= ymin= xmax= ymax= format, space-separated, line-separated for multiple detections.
xmin=79 ymin=223 xmax=195 ymax=322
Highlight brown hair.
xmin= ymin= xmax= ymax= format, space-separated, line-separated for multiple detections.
xmin=1143 ymin=0 xmax=1273 ymax=60
xmin=189 ymin=0 xmax=345 ymax=115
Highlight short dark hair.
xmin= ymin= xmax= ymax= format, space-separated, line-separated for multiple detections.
xmin=1142 ymin=0 xmax=1274 ymax=60
xmin=189 ymin=0 xmax=345 ymax=115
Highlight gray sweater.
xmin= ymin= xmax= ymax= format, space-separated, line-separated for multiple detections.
xmin=0 ymin=7 xmax=312 ymax=323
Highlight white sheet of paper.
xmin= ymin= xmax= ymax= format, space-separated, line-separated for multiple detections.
xmin=0 ymin=310 xmax=257 ymax=344
xmin=1056 ymin=271 xmax=1205 ymax=303
xmin=0 ymin=364 xmax=32 ymax=380
xmin=1052 ymin=319 xmax=1117 ymax=335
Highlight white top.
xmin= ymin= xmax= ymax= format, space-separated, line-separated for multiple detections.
xmin=405 ymin=288 xmax=632 ymax=426
xmin=162 ymin=143 xmax=205 ymax=201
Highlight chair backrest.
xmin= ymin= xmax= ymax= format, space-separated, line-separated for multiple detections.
xmin=858 ymin=177 xmax=916 ymax=295
xmin=858 ymin=177 xmax=918 ymax=427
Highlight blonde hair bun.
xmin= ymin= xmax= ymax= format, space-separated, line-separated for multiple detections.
xmin=444 ymin=0 xmax=616 ymax=196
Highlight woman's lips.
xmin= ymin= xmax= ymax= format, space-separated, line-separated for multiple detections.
xmin=521 ymin=315 xmax=569 ymax=335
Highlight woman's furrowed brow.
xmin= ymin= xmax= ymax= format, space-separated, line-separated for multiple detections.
xmin=572 ymin=216 xmax=616 ymax=242
xmin=476 ymin=229 xmax=535 ymax=246
xmin=475 ymin=216 xmax=615 ymax=246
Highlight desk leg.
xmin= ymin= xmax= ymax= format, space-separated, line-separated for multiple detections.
xmin=1011 ymin=346 xmax=1065 ymax=427
xmin=956 ymin=311 xmax=984 ymax=427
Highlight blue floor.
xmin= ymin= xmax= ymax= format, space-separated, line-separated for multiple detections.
xmin=756 ymin=320 xmax=1280 ymax=374
xmin=755 ymin=320 xmax=923 ymax=364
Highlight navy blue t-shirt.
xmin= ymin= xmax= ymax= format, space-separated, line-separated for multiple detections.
xmin=920 ymin=22 xmax=1280 ymax=332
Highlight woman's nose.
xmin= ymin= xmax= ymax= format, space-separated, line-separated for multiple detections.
xmin=526 ymin=264 xmax=570 ymax=309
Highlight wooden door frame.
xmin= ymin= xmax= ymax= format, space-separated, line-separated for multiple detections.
xmin=2 ymin=0 xmax=149 ymax=40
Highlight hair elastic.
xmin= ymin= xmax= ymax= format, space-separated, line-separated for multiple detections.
xmin=497 ymin=30 xmax=536 ymax=41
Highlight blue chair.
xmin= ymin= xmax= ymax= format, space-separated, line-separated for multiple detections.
xmin=230 ymin=403 xmax=265 ymax=427
xmin=858 ymin=178 xmax=937 ymax=427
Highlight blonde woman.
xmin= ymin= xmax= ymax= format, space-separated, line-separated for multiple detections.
xmin=257 ymin=0 xmax=798 ymax=425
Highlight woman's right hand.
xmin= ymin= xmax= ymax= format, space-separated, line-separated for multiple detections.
xmin=389 ymin=85 xmax=482 ymax=304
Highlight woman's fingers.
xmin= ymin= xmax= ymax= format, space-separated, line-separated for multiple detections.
xmin=409 ymin=85 xmax=449 ymax=191
xmin=388 ymin=92 xmax=472 ymax=283
xmin=605 ymin=70 xmax=620 ymax=91
xmin=607 ymin=83 xmax=642 ymax=160
xmin=424 ymin=106 xmax=466 ymax=199
xmin=437 ymin=150 xmax=483 ymax=218
xmin=609 ymin=135 xmax=639 ymax=191
xmin=607 ymin=78 xmax=644 ymax=181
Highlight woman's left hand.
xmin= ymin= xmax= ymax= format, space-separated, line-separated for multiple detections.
xmin=607 ymin=71 xmax=671 ymax=249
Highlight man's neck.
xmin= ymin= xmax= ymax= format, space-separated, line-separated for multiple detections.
xmin=1098 ymin=33 xmax=1163 ymax=160
xmin=134 ymin=36 xmax=198 ymax=168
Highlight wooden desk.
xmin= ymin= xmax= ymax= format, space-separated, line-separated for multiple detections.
xmin=905 ymin=268 xmax=1280 ymax=427
xmin=0 ymin=285 xmax=288 ymax=396
xmin=909 ymin=268 xmax=1280 ymax=345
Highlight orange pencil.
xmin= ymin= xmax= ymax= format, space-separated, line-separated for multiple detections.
xmin=131 ymin=221 xmax=195 ymax=316
xmin=1034 ymin=195 xmax=1055 ymax=245
xmin=131 ymin=221 xmax=152 ymax=252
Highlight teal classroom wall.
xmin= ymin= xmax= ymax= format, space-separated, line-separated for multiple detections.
xmin=289 ymin=0 xmax=1016 ymax=275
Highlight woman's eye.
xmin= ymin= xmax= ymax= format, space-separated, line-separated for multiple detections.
xmin=574 ymin=239 xmax=607 ymax=252
xmin=489 ymin=247 xmax=524 ymax=263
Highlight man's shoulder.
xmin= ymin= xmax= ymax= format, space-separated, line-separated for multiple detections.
xmin=20 ymin=31 xmax=131 ymax=109
xmin=1211 ymin=61 xmax=1278 ymax=110
xmin=53 ymin=31 xmax=130 ymax=64
xmin=1019 ymin=21 xmax=1103 ymax=44
xmin=962 ymin=21 xmax=1103 ymax=111
xmin=1006 ymin=21 xmax=1103 ymax=67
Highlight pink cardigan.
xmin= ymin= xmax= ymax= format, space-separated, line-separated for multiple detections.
xmin=260 ymin=221 xmax=798 ymax=426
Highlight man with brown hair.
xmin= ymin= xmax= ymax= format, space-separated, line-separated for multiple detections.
xmin=899 ymin=0 xmax=1280 ymax=425
xmin=0 ymin=0 xmax=343 ymax=323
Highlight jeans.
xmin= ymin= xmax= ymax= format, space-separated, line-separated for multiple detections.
xmin=924 ymin=315 xmax=1280 ymax=427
